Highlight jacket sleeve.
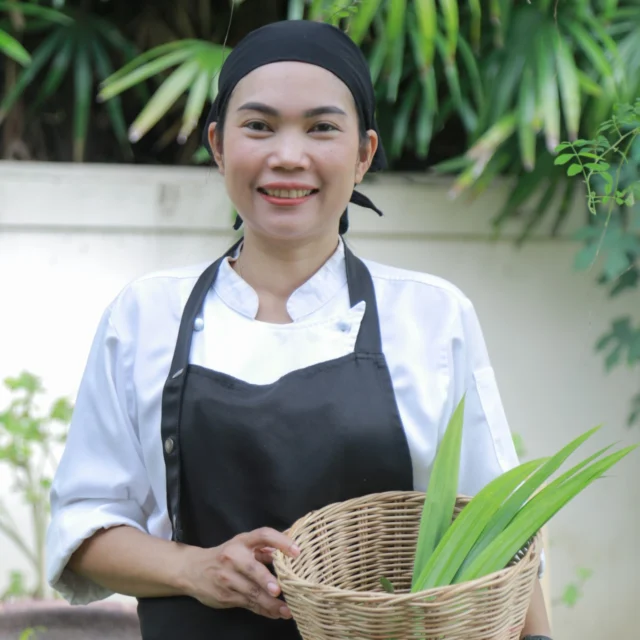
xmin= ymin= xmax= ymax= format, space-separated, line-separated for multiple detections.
xmin=448 ymin=294 xmax=521 ymax=495
xmin=448 ymin=293 xmax=546 ymax=577
xmin=47 ymin=302 xmax=154 ymax=604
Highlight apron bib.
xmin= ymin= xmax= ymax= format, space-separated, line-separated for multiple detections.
xmin=137 ymin=241 xmax=414 ymax=639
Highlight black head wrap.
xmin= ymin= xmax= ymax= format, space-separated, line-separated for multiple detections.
xmin=202 ymin=19 xmax=386 ymax=235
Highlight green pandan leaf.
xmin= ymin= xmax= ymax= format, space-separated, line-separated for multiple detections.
xmin=458 ymin=445 xmax=637 ymax=581
xmin=411 ymin=395 xmax=466 ymax=588
xmin=414 ymin=457 xmax=546 ymax=591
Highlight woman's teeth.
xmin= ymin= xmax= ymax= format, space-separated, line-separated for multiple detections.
xmin=262 ymin=189 xmax=314 ymax=198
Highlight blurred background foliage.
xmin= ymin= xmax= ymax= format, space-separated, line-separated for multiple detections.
xmin=0 ymin=0 xmax=638 ymax=422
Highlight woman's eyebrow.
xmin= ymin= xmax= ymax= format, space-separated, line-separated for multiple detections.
xmin=237 ymin=102 xmax=347 ymax=117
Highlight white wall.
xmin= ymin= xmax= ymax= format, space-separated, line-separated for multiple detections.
xmin=0 ymin=162 xmax=638 ymax=638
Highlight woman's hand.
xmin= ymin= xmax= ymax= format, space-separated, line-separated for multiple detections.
xmin=181 ymin=527 xmax=300 ymax=620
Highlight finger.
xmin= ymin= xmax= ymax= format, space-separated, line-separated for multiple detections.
xmin=237 ymin=553 xmax=283 ymax=598
xmin=242 ymin=528 xmax=300 ymax=558
xmin=229 ymin=576 xmax=291 ymax=620
xmin=254 ymin=548 xmax=274 ymax=565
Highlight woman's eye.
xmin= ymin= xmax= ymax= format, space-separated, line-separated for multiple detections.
xmin=245 ymin=121 xmax=270 ymax=132
xmin=311 ymin=122 xmax=338 ymax=133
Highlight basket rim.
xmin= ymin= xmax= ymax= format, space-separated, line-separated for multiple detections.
xmin=273 ymin=490 xmax=543 ymax=603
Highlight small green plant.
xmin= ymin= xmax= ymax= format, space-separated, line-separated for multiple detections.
xmin=555 ymin=567 xmax=594 ymax=609
xmin=19 ymin=627 xmax=46 ymax=640
xmin=555 ymin=100 xmax=640 ymax=426
xmin=0 ymin=372 xmax=72 ymax=600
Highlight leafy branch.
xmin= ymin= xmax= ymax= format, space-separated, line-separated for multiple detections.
xmin=554 ymin=100 xmax=640 ymax=218
xmin=555 ymin=100 xmax=640 ymax=427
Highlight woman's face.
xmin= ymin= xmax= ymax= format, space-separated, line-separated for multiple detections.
xmin=209 ymin=62 xmax=378 ymax=242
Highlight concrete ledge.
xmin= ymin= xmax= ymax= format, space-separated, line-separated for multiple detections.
xmin=0 ymin=161 xmax=585 ymax=240
xmin=0 ymin=601 xmax=140 ymax=640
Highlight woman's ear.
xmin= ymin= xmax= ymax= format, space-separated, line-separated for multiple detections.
xmin=354 ymin=129 xmax=379 ymax=185
xmin=208 ymin=123 xmax=224 ymax=174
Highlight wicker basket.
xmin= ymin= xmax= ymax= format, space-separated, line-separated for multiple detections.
xmin=273 ymin=491 xmax=542 ymax=640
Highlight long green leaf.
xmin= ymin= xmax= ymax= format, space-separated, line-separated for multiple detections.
xmin=563 ymin=20 xmax=615 ymax=81
xmin=100 ymin=40 xmax=197 ymax=88
xmin=469 ymin=150 xmax=512 ymax=197
xmin=129 ymin=59 xmax=200 ymax=142
xmin=179 ymin=68 xmax=211 ymax=143
xmin=414 ymin=458 xmax=546 ymax=591
xmin=438 ymin=0 xmax=459 ymax=61
xmin=458 ymin=445 xmax=638 ymax=581
xmin=415 ymin=80 xmax=434 ymax=158
xmin=466 ymin=112 xmax=517 ymax=162
xmin=577 ymin=69 xmax=603 ymax=97
xmin=411 ymin=395 xmax=466 ymax=588
xmin=91 ymin=39 xmax=131 ymax=156
xmin=73 ymin=40 xmax=92 ymax=162
xmin=456 ymin=426 xmax=604 ymax=579
xmin=536 ymin=29 xmax=560 ymax=152
xmin=517 ymin=65 xmax=537 ymax=171
xmin=0 ymin=29 xmax=63 ymax=122
xmin=554 ymin=32 xmax=581 ymax=140
xmin=435 ymin=33 xmax=466 ymax=125
xmin=582 ymin=11 xmax=623 ymax=67
xmin=467 ymin=0 xmax=481 ymax=52
xmin=391 ymin=81 xmax=418 ymax=158
xmin=457 ymin=35 xmax=483 ymax=113
xmin=98 ymin=48 xmax=194 ymax=101
xmin=413 ymin=0 xmax=437 ymax=70
xmin=367 ymin=34 xmax=387 ymax=85
xmin=347 ymin=0 xmax=381 ymax=45
xmin=431 ymin=154 xmax=472 ymax=174
xmin=489 ymin=0 xmax=503 ymax=47
xmin=384 ymin=0 xmax=406 ymax=102
xmin=0 ymin=28 xmax=30 ymax=65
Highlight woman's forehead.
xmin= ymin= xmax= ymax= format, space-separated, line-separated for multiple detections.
xmin=228 ymin=61 xmax=356 ymax=112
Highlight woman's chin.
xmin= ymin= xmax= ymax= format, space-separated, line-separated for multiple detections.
xmin=251 ymin=211 xmax=329 ymax=240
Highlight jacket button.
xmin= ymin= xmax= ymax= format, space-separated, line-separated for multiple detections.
xmin=164 ymin=437 xmax=175 ymax=455
xmin=194 ymin=317 xmax=204 ymax=331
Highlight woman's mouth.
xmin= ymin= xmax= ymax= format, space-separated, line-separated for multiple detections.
xmin=257 ymin=187 xmax=319 ymax=206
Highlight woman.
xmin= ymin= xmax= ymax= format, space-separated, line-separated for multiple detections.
xmin=47 ymin=19 xmax=552 ymax=640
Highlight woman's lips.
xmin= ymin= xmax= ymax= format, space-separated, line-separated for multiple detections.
xmin=257 ymin=187 xmax=318 ymax=207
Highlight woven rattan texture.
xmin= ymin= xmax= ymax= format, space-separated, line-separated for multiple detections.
xmin=274 ymin=491 xmax=541 ymax=640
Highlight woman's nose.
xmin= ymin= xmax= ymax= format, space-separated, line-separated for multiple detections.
xmin=267 ymin=132 xmax=310 ymax=170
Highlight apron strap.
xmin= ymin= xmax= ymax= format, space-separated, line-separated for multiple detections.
xmin=344 ymin=245 xmax=383 ymax=354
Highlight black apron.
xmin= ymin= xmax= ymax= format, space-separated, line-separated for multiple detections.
xmin=137 ymin=241 xmax=414 ymax=639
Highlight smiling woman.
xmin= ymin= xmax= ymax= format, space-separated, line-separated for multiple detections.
xmin=45 ymin=19 xmax=551 ymax=640
xmin=207 ymin=61 xmax=377 ymax=252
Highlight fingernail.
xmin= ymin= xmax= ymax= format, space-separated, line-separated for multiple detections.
xmin=291 ymin=544 xmax=301 ymax=556
xmin=267 ymin=582 xmax=279 ymax=596
xmin=280 ymin=606 xmax=292 ymax=619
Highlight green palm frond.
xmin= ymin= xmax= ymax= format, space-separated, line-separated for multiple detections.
xmin=98 ymin=39 xmax=226 ymax=144
xmin=0 ymin=5 xmax=133 ymax=161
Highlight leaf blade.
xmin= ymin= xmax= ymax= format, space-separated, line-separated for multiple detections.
xmin=411 ymin=395 xmax=466 ymax=588
xmin=459 ymin=445 xmax=638 ymax=581
xmin=414 ymin=458 xmax=546 ymax=591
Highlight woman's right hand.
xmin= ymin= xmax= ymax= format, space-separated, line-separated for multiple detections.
xmin=181 ymin=527 xmax=301 ymax=620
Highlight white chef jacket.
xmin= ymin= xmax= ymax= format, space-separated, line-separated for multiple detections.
xmin=47 ymin=239 xmax=524 ymax=605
